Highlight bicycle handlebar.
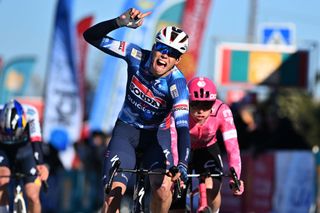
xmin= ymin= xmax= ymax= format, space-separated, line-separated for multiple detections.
xmin=105 ymin=160 xmax=182 ymax=198
xmin=186 ymin=167 xmax=241 ymax=191
xmin=229 ymin=167 xmax=240 ymax=191
xmin=0 ymin=173 xmax=49 ymax=192
xmin=118 ymin=168 xmax=168 ymax=175
xmin=187 ymin=171 xmax=227 ymax=178
xmin=169 ymin=166 xmax=182 ymax=199
xmin=105 ymin=160 xmax=121 ymax=194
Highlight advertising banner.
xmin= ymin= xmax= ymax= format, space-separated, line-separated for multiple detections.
xmin=179 ymin=0 xmax=212 ymax=81
xmin=273 ymin=151 xmax=315 ymax=213
xmin=0 ymin=58 xmax=35 ymax=103
xmin=215 ymin=43 xmax=308 ymax=88
xmin=43 ymin=0 xmax=82 ymax=169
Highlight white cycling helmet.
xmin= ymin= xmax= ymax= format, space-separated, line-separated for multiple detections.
xmin=155 ymin=26 xmax=189 ymax=54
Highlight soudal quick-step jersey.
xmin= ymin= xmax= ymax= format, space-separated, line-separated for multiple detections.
xmin=83 ymin=18 xmax=190 ymax=165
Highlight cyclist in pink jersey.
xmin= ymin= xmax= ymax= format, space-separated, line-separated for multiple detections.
xmin=171 ymin=77 xmax=244 ymax=212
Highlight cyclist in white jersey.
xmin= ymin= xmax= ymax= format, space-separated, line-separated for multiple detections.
xmin=84 ymin=8 xmax=191 ymax=213
xmin=0 ymin=99 xmax=49 ymax=213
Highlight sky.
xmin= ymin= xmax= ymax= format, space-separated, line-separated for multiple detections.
xmin=0 ymin=0 xmax=320 ymax=100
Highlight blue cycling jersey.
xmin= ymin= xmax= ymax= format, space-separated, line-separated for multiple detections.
xmin=99 ymin=37 xmax=189 ymax=129
xmin=83 ymin=18 xmax=190 ymax=165
xmin=86 ymin=22 xmax=189 ymax=129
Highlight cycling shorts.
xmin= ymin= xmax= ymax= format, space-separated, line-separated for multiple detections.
xmin=0 ymin=142 xmax=38 ymax=184
xmin=103 ymin=119 xmax=174 ymax=186
xmin=190 ymin=142 xmax=223 ymax=175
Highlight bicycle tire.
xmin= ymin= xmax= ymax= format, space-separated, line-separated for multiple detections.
xmin=199 ymin=206 xmax=213 ymax=213
xmin=13 ymin=197 xmax=27 ymax=213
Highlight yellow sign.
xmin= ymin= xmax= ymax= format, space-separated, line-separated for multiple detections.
xmin=248 ymin=52 xmax=282 ymax=84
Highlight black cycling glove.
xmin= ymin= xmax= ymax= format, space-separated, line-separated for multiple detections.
xmin=177 ymin=162 xmax=188 ymax=183
xmin=116 ymin=8 xmax=142 ymax=28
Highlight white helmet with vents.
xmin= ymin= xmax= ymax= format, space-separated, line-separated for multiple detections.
xmin=155 ymin=26 xmax=189 ymax=54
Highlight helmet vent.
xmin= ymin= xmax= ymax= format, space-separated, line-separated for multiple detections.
xmin=172 ymin=26 xmax=182 ymax=33
xmin=163 ymin=27 xmax=167 ymax=36
xmin=194 ymin=91 xmax=199 ymax=98
xmin=195 ymin=89 xmax=210 ymax=98
xmin=180 ymin=35 xmax=188 ymax=43
xmin=205 ymin=91 xmax=210 ymax=98
xmin=170 ymin=31 xmax=178 ymax=42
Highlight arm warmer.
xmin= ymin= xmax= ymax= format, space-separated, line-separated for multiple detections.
xmin=31 ymin=141 xmax=44 ymax=165
xmin=176 ymin=126 xmax=191 ymax=166
xmin=83 ymin=18 xmax=120 ymax=47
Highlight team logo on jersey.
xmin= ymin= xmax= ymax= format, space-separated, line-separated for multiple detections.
xmin=131 ymin=48 xmax=142 ymax=60
xmin=130 ymin=76 xmax=166 ymax=109
xmin=170 ymin=84 xmax=179 ymax=98
xmin=118 ymin=41 xmax=126 ymax=53
xmin=204 ymin=160 xmax=215 ymax=168
xmin=26 ymin=108 xmax=35 ymax=115
xmin=172 ymin=104 xmax=188 ymax=112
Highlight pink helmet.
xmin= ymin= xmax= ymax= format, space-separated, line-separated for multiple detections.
xmin=188 ymin=77 xmax=217 ymax=101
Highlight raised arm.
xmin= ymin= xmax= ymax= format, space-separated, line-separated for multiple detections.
xmin=83 ymin=8 xmax=151 ymax=47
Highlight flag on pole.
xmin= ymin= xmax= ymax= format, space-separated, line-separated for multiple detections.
xmin=43 ymin=0 xmax=82 ymax=169
xmin=76 ymin=15 xmax=93 ymax=114
xmin=179 ymin=0 xmax=212 ymax=81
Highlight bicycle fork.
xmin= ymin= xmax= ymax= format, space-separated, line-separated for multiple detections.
xmin=197 ymin=176 xmax=208 ymax=212
xmin=13 ymin=184 xmax=27 ymax=213
xmin=133 ymin=174 xmax=146 ymax=213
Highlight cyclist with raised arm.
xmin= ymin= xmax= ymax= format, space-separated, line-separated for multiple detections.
xmin=0 ymin=99 xmax=49 ymax=213
xmin=171 ymin=77 xmax=244 ymax=213
xmin=83 ymin=8 xmax=190 ymax=213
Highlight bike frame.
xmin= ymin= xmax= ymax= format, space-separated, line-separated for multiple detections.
xmin=187 ymin=167 xmax=240 ymax=213
xmin=105 ymin=159 xmax=180 ymax=213
xmin=0 ymin=172 xmax=48 ymax=213
xmin=0 ymin=173 xmax=30 ymax=213
xmin=13 ymin=179 xmax=27 ymax=213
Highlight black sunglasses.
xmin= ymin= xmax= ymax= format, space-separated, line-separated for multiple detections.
xmin=154 ymin=42 xmax=182 ymax=59
xmin=190 ymin=101 xmax=215 ymax=110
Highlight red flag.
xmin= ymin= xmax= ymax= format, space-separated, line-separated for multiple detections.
xmin=179 ymin=0 xmax=212 ymax=81
xmin=76 ymin=16 xmax=93 ymax=116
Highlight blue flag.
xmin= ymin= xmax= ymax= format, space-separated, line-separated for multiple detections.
xmin=43 ymin=0 xmax=82 ymax=169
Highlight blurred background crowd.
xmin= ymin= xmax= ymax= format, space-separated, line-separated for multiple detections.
xmin=1 ymin=0 xmax=320 ymax=212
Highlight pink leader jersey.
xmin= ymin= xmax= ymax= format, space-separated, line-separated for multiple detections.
xmin=189 ymin=99 xmax=241 ymax=178
xmin=170 ymin=99 xmax=241 ymax=178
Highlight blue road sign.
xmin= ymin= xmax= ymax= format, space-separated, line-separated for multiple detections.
xmin=259 ymin=23 xmax=296 ymax=46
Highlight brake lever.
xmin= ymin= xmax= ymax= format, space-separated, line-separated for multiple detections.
xmin=229 ymin=167 xmax=240 ymax=191
xmin=169 ymin=166 xmax=182 ymax=199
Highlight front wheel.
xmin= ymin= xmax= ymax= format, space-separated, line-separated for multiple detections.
xmin=13 ymin=192 xmax=27 ymax=213
xmin=198 ymin=206 xmax=213 ymax=213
